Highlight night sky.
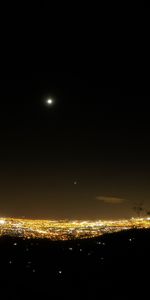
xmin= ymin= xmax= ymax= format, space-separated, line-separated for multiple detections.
xmin=0 ymin=74 xmax=150 ymax=219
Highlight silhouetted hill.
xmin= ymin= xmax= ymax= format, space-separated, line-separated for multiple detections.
xmin=0 ymin=229 xmax=150 ymax=299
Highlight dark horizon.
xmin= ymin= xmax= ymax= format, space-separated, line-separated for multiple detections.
xmin=0 ymin=74 xmax=150 ymax=219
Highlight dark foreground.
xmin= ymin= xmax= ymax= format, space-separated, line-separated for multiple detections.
xmin=0 ymin=229 xmax=150 ymax=299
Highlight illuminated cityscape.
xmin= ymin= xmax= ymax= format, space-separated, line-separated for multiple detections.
xmin=0 ymin=217 xmax=150 ymax=240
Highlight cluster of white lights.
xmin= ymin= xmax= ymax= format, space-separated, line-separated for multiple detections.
xmin=0 ymin=219 xmax=6 ymax=225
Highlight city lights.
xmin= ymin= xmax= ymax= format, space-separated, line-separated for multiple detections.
xmin=0 ymin=217 xmax=150 ymax=240
xmin=0 ymin=219 xmax=6 ymax=225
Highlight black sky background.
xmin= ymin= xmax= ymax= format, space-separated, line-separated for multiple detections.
xmin=0 ymin=73 xmax=150 ymax=219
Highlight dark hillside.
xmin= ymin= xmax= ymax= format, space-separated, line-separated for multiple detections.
xmin=0 ymin=229 xmax=150 ymax=299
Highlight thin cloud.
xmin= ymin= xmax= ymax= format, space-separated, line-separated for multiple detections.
xmin=96 ymin=196 xmax=125 ymax=204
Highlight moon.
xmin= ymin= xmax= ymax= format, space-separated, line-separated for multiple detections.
xmin=46 ymin=99 xmax=53 ymax=105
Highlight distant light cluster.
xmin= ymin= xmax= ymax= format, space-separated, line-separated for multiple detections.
xmin=0 ymin=217 xmax=150 ymax=241
xmin=0 ymin=220 xmax=6 ymax=225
